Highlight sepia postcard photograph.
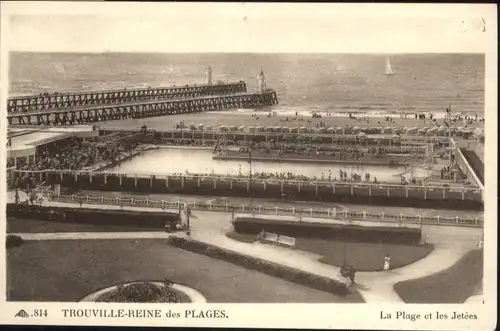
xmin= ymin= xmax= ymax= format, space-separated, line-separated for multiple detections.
xmin=0 ymin=2 xmax=497 ymax=330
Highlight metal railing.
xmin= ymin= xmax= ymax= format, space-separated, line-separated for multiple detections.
xmin=47 ymin=194 xmax=483 ymax=228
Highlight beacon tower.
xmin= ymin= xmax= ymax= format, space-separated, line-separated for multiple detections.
xmin=206 ymin=66 xmax=213 ymax=86
xmin=258 ymin=69 xmax=267 ymax=93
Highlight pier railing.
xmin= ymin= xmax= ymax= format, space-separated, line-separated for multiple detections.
xmin=48 ymin=194 xmax=483 ymax=228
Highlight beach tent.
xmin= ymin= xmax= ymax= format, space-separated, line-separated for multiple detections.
xmin=383 ymin=127 xmax=393 ymax=134
xmin=256 ymin=126 xmax=264 ymax=132
xmin=417 ymin=129 xmax=426 ymax=135
xmin=393 ymin=128 xmax=402 ymax=135
xmin=248 ymin=126 xmax=256 ymax=133
xmin=290 ymin=127 xmax=299 ymax=133
xmin=317 ymin=127 xmax=327 ymax=134
xmin=402 ymin=127 xmax=409 ymax=134
xmin=335 ymin=127 xmax=343 ymax=134
xmin=198 ymin=124 xmax=204 ymax=131
xmin=282 ymin=126 xmax=290 ymax=133
xmin=228 ymin=126 xmax=237 ymax=132
xmin=327 ymin=127 xmax=335 ymax=134
xmin=266 ymin=126 xmax=274 ymax=132
xmin=238 ymin=126 xmax=246 ymax=132
xmin=190 ymin=124 xmax=197 ymax=131
xmin=274 ymin=126 xmax=282 ymax=132
xmin=352 ymin=126 xmax=361 ymax=133
xmin=299 ymin=127 xmax=307 ymax=133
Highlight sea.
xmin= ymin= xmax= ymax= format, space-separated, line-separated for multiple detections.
xmin=9 ymin=52 xmax=485 ymax=118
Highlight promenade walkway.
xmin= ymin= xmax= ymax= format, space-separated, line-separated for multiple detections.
xmin=8 ymin=193 xmax=482 ymax=303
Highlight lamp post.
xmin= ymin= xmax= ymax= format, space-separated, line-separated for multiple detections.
xmin=248 ymin=140 xmax=253 ymax=208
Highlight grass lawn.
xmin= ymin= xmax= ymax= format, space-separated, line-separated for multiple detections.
xmin=7 ymin=239 xmax=361 ymax=303
xmin=7 ymin=217 xmax=162 ymax=233
xmin=227 ymin=231 xmax=433 ymax=272
xmin=393 ymin=249 xmax=483 ymax=303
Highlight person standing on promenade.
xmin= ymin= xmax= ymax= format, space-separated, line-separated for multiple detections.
xmin=383 ymin=254 xmax=391 ymax=272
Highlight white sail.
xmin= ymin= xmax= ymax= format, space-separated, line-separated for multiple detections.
xmin=385 ymin=57 xmax=394 ymax=75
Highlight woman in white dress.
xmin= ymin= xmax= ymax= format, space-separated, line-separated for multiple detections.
xmin=383 ymin=254 xmax=391 ymax=271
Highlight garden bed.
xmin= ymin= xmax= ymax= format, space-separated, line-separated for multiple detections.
xmin=233 ymin=216 xmax=422 ymax=244
xmin=226 ymin=231 xmax=433 ymax=272
xmin=94 ymin=281 xmax=191 ymax=303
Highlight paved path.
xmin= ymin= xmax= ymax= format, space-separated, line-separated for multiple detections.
xmin=8 ymin=195 xmax=482 ymax=303
xmin=11 ymin=232 xmax=176 ymax=241
xmin=187 ymin=210 xmax=482 ymax=303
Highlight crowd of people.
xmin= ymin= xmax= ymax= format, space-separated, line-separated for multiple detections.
xmin=236 ymin=141 xmax=425 ymax=161
xmin=15 ymin=136 xmax=140 ymax=172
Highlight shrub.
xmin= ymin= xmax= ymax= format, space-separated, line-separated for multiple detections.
xmin=167 ymin=236 xmax=350 ymax=296
xmin=6 ymin=235 xmax=24 ymax=249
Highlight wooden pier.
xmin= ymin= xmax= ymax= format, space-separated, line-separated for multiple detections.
xmin=7 ymin=81 xmax=247 ymax=113
xmin=7 ymin=91 xmax=279 ymax=126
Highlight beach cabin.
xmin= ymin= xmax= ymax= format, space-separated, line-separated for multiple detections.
xmin=299 ymin=127 xmax=307 ymax=133
xmin=189 ymin=124 xmax=197 ymax=131
xmin=317 ymin=127 xmax=327 ymax=134
xmin=417 ymin=128 xmax=426 ymax=136
xmin=248 ymin=126 xmax=256 ymax=133
xmin=343 ymin=127 xmax=353 ymax=134
xmin=238 ymin=126 xmax=246 ymax=132
xmin=327 ymin=127 xmax=335 ymax=134
xmin=407 ymin=127 xmax=418 ymax=134
xmin=274 ymin=126 xmax=282 ymax=133
xmin=229 ymin=126 xmax=238 ymax=132
xmin=392 ymin=134 xmax=401 ymax=144
xmin=427 ymin=127 xmax=438 ymax=136
xmin=357 ymin=132 xmax=366 ymax=143
xmin=335 ymin=127 xmax=343 ymax=134
xmin=436 ymin=127 xmax=446 ymax=136
xmin=393 ymin=128 xmax=402 ymax=135
xmin=290 ymin=127 xmax=299 ymax=133
xmin=383 ymin=127 xmax=393 ymax=134
xmin=265 ymin=126 xmax=274 ymax=133
xmin=198 ymin=124 xmax=204 ymax=131
xmin=282 ymin=126 xmax=290 ymax=133
xmin=312 ymin=135 xmax=323 ymax=143
xmin=219 ymin=125 xmax=228 ymax=132
xmin=352 ymin=126 xmax=361 ymax=134
xmin=475 ymin=128 xmax=485 ymax=143
xmin=256 ymin=126 xmax=264 ymax=132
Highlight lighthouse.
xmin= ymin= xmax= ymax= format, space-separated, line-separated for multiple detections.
xmin=206 ymin=66 xmax=212 ymax=86
xmin=257 ymin=69 xmax=267 ymax=93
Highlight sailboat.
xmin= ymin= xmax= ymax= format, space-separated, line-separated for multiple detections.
xmin=385 ymin=57 xmax=394 ymax=76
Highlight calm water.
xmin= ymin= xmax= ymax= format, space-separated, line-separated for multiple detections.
xmin=9 ymin=52 xmax=484 ymax=115
xmin=107 ymin=148 xmax=429 ymax=183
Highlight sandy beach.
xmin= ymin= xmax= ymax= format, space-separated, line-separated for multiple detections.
xmin=97 ymin=111 xmax=485 ymax=132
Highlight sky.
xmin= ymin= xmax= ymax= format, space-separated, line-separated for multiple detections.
xmin=2 ymin=3 xmax=496 ymax=53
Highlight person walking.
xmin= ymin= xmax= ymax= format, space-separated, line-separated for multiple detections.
xmin=383 ymin=254 xmax=391 ymax=272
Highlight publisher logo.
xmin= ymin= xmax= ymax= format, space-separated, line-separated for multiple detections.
xmin=15 ymin=309 xmax=29 ymax=318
